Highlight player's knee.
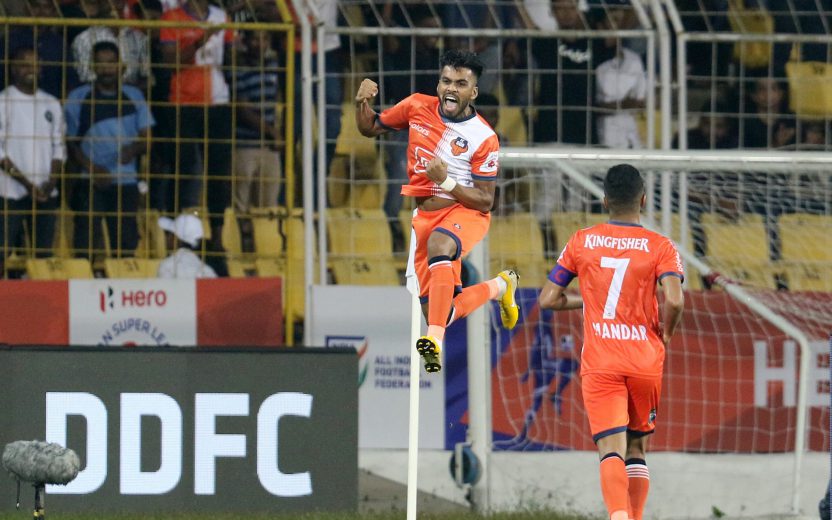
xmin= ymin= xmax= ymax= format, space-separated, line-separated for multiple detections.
xmin=626 ymin=435 xmax=648 ymax=459
xmin=426 ymin=231 xmax=458 ymax=259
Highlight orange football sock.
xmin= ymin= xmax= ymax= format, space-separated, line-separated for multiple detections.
xmin=626 ymin=458 xmax=650 ymax=520
xmin=427 ymin=256 xmax=454 ymax=341
xmin=600 ymin=453 xmax=630 ymax=520
xmin=447 ymin=281 xmax=493 ymax=323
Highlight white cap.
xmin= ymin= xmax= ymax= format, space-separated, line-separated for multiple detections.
xmin=158 ymin=214 xmax=204 ymax=248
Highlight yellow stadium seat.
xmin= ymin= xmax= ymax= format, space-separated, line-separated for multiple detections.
xmin=53 ymin=206 xmax=74 ymax=258
xmin=636 ymin=109 xmax=663 ymax=150
xmin=136 ymin=210 xmax=167 ymax=259
xmin=256 ymin=257 xmax=318 ymax=321
xmin=783 ymin=261 xmax=832 ymax=292
xmin=490 ymin=213 xmax=550 ymax=288
xmin=335 ymin=102 xmax=377 ymax=160
xmin=330 ymin=257 xmax=401 ymax=286
xmin=222 ymin=207 xmax=243 ymax=255
xmin=786 ymin=61 xmax=832 ymax=118
xmin=104 ymin=258 xmax=161 ymax=278
xmin=250 ymin=207 xmax=285 ymax=257
xmin=496 ymin=106 xmax=527 ymax=145
xmin=708 ymin=259 xmax=780 ymax=290
xmin=326 ymin=208 xmax=398 ymax=285
xmin=283 ymin=210 xmax=316 ymax=260
xmin=728 ymin=0 xmax=774 ymax=69
xmin=551 ymin=211 xmax=607 ymax=250
xmin=227 ymin=258 xmax=257 ymax=278
xmin=778 ymin=213 xmax=832 ymax=262
xmin=26 ymin=258 xmax=93 ymax=280
xmin=327 ymin=208 xmax=392 ymax=256
xmin=667 ymin=214 xmax=704 ymax=290
xmin=329 ymin=156 xmax=385 ymax=209
xmin=701 ymin=213 xmax=769 ymax=264
xmin=349 ymin=182 xmax=385 ymax=210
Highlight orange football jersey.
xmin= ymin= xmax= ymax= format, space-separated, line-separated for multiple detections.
xmin=550 ymin=221 xmax=684 ymax=377
xmin=377 ymin=93 xmax=500 ymax=199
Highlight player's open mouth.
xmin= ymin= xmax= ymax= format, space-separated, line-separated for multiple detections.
xmin=443 ymin=95 xmax=459 ymax=113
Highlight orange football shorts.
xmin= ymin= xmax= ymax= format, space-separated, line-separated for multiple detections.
xmin=410 ymin=203 xmax=490 ymax=301
xmin=581 ymin=372 xmax=662 ymax=443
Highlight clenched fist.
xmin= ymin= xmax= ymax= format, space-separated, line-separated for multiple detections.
xmin=355 ymin=78 xmax=379 ymax=105
xmin=425 ymin=157 xmax=448 ymax=184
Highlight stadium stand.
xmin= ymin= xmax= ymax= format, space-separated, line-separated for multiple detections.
xmin=26 ymin=258 xmax=93 ymax=280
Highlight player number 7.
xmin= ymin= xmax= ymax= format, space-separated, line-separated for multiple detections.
xmin=600 ymin=256 xmax=630 ymax=320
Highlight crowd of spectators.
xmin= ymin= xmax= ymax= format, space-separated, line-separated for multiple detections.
xmin=0 ymin=0 xmax=829 ymax=276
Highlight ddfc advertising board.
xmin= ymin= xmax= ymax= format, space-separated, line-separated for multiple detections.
xmin=0 ymin=347 xmax=357 ymax=512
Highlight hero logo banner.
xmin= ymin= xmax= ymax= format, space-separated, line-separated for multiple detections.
xmin=70 ymin=280 xmax=196 ymax=346
xmin=0 ymin=349 xmax=358 ymax=512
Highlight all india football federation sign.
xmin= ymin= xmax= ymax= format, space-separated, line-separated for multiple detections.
xmin=69 ymin=279 xmax=196 ymax=346
xmin=310 ymin=285 xmax=446 ymax=449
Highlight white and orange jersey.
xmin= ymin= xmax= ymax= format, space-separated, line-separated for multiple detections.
xmin=160 ymin=5 xmax=233 ymax=105
xmin=378 ymin=93 xmax=500 ymax=199
xmin=549 ymin=222 xmax=685 ymax=377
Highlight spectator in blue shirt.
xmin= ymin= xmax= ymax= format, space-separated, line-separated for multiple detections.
xmin=65 ymin=40 xmax=154 ymax=258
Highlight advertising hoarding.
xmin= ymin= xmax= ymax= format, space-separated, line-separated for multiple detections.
xmin=0 ymin=347 xmax=357 ymax=512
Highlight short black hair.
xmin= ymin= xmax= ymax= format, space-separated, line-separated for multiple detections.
xmin=10 ymin=45 xmax=36 ymax=62
xmin=439 ymin=50 xmax=484 ymax=80
xmin=134 ymin=0 xmax=163 ymax=16
xmin=604 ymin=164 xmax=644 ymax=213
xmin=93 ymin=41 xmax=120 ymax=59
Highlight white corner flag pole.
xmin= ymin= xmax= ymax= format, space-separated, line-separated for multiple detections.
xmin=405 ymin=217 xmax=421 ymax=520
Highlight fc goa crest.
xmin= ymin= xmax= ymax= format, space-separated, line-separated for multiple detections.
xmin=451 ymin=137 xmax=469 ymax=156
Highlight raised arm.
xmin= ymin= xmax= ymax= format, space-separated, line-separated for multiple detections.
xmin=355 ymin=78 xmax=389 ymax=138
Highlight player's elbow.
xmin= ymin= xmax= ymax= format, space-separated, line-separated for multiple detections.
xmin=538 ymin=284 xmax=562 ymax=310
xmin=356 ymin=124 xmax=376 ymax=138
xmin=665 ymin=292 xmax=685 ymax=313
xmin=477 ymin=195 xmax=495 ymax=213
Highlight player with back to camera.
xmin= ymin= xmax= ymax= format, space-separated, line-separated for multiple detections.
xmin=354 ymin=50 xmax=519 ymax=374
xmin=538 ymin=164 xmax=685 ymax=520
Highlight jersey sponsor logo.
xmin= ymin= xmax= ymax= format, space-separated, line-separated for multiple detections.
xmin=584 ymin=234 xmax=650 ymax=252
xmin=591 ymin=321 xmax=648 ymax=341
xmin=409 ymin=122 xmax=430 ymax=136
xmin=673 ymin=245 xmax=684 ymax=273
xmin=450 ymin=137 xmax=468 ymax=156
xmin=479 ymin=151 xmax=499 ymax=173
xmin=413 ymin=146 xmax=436 ymax=174
xmin=558 ymin=43 xmax=592 ymax=63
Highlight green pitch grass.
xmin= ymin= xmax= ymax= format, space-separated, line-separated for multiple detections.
xmin=0 ymin=512 xmax=591 ymax=520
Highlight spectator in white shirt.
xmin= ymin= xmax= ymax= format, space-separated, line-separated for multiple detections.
xmin=0 ymin=45 xmax=65 ymax=273
xmin=157 ymin=213 xmax=217 ymax=279
xmin=71 ymin=0 xmax=149 ymax=86
xmin=594 ymin=7 xmax=647 ymax=149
